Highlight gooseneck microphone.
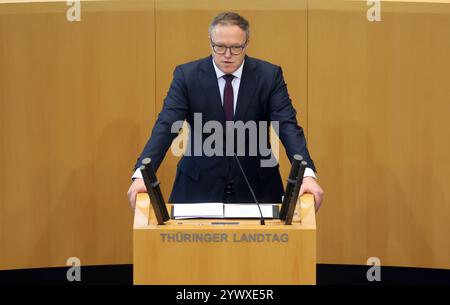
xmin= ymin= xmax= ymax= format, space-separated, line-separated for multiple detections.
xmin=140 ymin=158 xmax=170 ymax=225
xmin=280 ymin=154 xmax=303 ymax=220
xmin=284 ymin=160 xmax=307 ymax=225
xmin=233 ymin=153 xmax=265 ymax=225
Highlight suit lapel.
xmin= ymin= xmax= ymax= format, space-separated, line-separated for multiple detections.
xmin=234 ymin=56 xmax=259 ymax=122
xmin=199 ymin=56 xmax=226 ymax=124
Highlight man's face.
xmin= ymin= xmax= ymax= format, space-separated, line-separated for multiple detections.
xmin=210 ymin=24 xmax=248 ymax=74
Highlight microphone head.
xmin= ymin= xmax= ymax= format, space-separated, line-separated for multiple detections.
xmin=142 ymin=157 xmax=151 ymax=165
xmin=293 ymin=154 xmax=303 ymax=162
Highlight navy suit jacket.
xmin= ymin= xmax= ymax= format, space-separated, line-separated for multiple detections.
xmin=134 ymin=55 xmax=315 ymax=203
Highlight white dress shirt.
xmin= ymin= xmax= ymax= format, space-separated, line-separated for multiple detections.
xmin=132 ymin=59 xmax=316 ymax=180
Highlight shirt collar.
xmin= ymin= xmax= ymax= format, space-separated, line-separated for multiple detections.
xmin=212 ymin=57 xmax=244 ymax=80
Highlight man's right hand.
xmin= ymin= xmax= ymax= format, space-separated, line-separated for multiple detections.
xmin=127 ymin=178 xmax=147 ymax=210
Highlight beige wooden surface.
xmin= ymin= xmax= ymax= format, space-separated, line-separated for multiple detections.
xmin=0 ymin=0 xmax=155 ymax=270
xmin=309 ymin=0 xmax=450 ymax=269
xmin=133 ymin=193 xmax=316 ymax=284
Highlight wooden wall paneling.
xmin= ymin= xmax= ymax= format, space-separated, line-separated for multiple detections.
xmin=309 ymin=0 xmax=450 ymax=269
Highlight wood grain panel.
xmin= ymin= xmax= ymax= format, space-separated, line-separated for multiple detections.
xmin=309 ymin=0 xmax=450 ymax=269
xmin=0 ymin=0 xmax=155 ymax=270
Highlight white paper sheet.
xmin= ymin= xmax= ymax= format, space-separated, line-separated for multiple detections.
xmin=224 ymin=204 xmax=275 ymax=218
xmin=172 ymin=203 xmax=224 ymax=219
xmin=172 ymin=203 xmax=277 ymax=219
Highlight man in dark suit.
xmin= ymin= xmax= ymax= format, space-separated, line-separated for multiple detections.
xmin=127 ymin=12 xmax=324 ymax=211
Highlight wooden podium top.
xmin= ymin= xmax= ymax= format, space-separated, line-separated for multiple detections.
xmin=133 ymin=193 xmax=316 ymax=230
xmin=133 ymin=193 xmax=317 ymax=284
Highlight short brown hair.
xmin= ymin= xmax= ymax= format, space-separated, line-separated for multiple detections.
xmin=209 ymin=12 xmax=250 ymax=41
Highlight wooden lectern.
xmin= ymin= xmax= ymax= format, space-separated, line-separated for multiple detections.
xmin=133 ymin=194 xmax=316 ymax=285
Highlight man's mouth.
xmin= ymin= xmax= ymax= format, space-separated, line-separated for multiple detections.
xmin=223 ymin=61 xmax=233 ymax=64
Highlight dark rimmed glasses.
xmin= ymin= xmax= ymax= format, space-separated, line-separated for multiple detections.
xmin=210 ymin=39 xmax=248 ymax=55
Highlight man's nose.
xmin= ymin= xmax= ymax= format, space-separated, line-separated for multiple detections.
xmin=224 ymin=48 xmax=232 ymax=58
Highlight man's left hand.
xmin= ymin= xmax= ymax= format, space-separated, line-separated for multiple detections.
xmin=299 ymin=177 xmax=324 ymax=213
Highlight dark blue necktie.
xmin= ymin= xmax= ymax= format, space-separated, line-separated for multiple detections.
xmin=223 ymin=74 xmax=235 ymax=121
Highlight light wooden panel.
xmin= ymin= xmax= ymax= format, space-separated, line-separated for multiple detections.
xmin=309 ymin=0 xmax=450 ymax=269
xmin=0 ymin=0 xmax=155 ymax=270
xmin=154 ymin=0 xmax=309 ymax=198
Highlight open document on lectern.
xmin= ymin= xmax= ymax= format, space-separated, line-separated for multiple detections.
xmin=171 ymin=203 xmax=279 ymax=219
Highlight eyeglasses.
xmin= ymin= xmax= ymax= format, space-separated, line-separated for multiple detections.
xmin=210 ymin=39 xmax=247 ymax=55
